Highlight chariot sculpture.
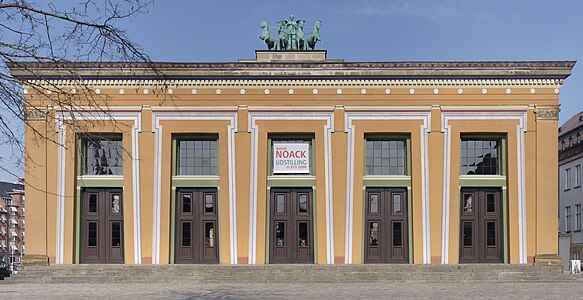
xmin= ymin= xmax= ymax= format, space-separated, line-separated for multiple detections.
xmin=259 ymin=15 xmax=322 ymax=51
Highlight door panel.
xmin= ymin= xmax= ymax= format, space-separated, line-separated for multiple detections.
xmin=81 ymin=189 xmax=124 ymax=264
xmin=459 ymin=188 xmax=503 ymax=263
xmin=364 ymin=188 xmax=408 ymax=264
xmin=270 ymin=188 xmax=314 ymax=264
xmin=175 ymin=188 xmax=219 ymax=264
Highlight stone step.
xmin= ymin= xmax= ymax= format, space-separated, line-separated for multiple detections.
xmin=2 ymin=265 xmax=574 ymax=284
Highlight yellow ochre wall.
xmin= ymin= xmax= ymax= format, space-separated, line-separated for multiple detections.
xmin=22 ymin=86 xmax=561 ymax=265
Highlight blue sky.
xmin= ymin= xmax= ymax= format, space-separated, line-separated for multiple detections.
xmin=121 ymin=0 xmax=581 ymax=116
xmin=1 ymin=0 xmax=583 ymax=181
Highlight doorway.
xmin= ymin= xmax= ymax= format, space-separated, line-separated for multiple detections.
xmin=364 ymin=188 xmax=409 ymax=263
xmin=175 ymin=188 xmax=219 ymax=264
xmin=81 ymin=188 xmax=124 ymax=264
xmin=459 ymin=188 xmax=503 ymax=263
xmin=269 ymin=188 xmax=314 ymax=264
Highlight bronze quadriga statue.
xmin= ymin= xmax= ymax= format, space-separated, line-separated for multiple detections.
xmin=260 ymin=16 xmax=322 ymax=50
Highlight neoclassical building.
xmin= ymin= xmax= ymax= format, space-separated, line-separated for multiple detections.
xmin=10 ymin=51 xmax=573 ymax=265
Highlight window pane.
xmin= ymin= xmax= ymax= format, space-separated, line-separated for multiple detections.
xmin=460 ymin=139 xmax=500 ymax=175
xmin=178 ymin=139 xmax=218 ymax=175
xmin=111 ymin=194 xmax=121 ymax=214
xmin=88 ymin=194 xmax=97 ymax=213
xmin=182 ymin=222 xmax=191 ymax=247
xmin=111 ymin=222 xmax=121 ymax=247
xmin=276 ymin=194 xmax=285 ymax=213
xmin=463 ymin=194 xmax=473 ymax=213
xmin=487 ymin=222 xmax=496 ymax=246
xmin=486 ymin=193 xmax=496 ymax=213
xmin=275 ymin=222 xmax=285 ymax=246
xmin=393 ymin=194 xmax=402 ymax=213
xmin=205 ymin=194 xmax=214 ymax=213
xmin=365 ymin=137 xmax=406 ymax=175
xmin=393 ymin=222 xmax=402 ymax=247
xmin=205 ymin=222 xmax=215 ymax=247
xmin=182 ymin=194 xmax=191 ymax=213
xmin=369 ymin=222 xmax=379 ymax=246
xmin=88 ymin=222 xmax=97 ymax=247
xmin=370 ymin=194 xmax=379 ymax=214
xmin=463 ymin=222 xmax=473 ymax=246
xmin=84 ymin=137 xmax=123 ymax=175
xmin=299 ymin=222 xmax=308 ymax=247
xmin=299 ymin=194 xmax=308 ymax=213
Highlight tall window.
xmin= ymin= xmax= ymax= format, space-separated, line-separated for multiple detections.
xmin=565 ymin=168 xmax=572 ymax=190
xmin=562 ymin=140 xmax=566 ymax=151
xmin=365 ymin=137 xmax=407 ymax=176
xmin=578 ymin=133 xmax=581 ymax=144
xmin=81 ymin=135 xmax=123 ymax=175
xmin=576 ymin=204 xmax=581 ymax=231
xmin=566 ymin=206 xmax=572 ymax=232
xmin=570 ymin=137 xmax=573 ymax=147
xmin=177 ymin=137 xmax=218 ymax=176
xmin=460 ymin=139 xmax=500 ymax=175
xmin=576 ymin=165 xmax=582 ymax=188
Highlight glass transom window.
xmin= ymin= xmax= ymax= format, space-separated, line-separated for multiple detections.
xmin=177 ymin=139 xmax=218 ymax=176
xmin=460 ymin=139 xmax=500 ymax=175
xmin=82 ymin=136 xmax=123 ymax=175
xmin=365 ymin=138 xmax=406 ymax=176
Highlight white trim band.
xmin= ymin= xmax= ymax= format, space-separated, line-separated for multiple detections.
xmin=440 ymin=109 xmax=527 ymax=264
xmin=151 ymin=109 xmax=238 ymax=264
xmin=344 ymin=110 xmax=432 ymax=264
xmin=247 ymin=109 xmax=335 ymax=264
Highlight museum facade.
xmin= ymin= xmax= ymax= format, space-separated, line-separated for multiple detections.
xmin=9 ymin=51 xmax=574 ymax=265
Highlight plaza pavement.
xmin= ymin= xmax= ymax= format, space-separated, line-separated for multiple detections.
xmin=1 ymin=281 xmax=583 ymax=299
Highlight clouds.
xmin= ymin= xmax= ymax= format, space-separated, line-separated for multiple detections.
xmin=350 ymin=0 xmax=466 ymax=23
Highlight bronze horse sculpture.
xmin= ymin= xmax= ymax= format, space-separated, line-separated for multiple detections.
xmin=306 ymin=20 xmax=321 ymax=50
xmin=259 ymin=20 xmax=276 ymax=50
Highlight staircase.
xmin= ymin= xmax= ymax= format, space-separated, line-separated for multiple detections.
xmin=0 ymin=264 xmax=574 ymax=284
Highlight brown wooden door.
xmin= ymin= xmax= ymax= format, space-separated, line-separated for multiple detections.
xmin=364 ymin=188 xmax=408 ymax=264
xmin=459 ymin=188 xmax=503 ymax=263
xmin=81 ymin=188 xmax=124 ymax=264
xmin=175 ymin=188 xmax=219 ymax=264
xmin=270 ymin=188 xmax=314 ymax=264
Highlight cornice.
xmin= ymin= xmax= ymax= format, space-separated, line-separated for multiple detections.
xmin=8 ymin=60 xmax=576 ymax=80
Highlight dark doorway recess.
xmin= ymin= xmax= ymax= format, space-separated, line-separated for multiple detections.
xmin=175 ymin=188 xmax=219 ymax=264
xmin=364 ymin=188 xmax=409 ymax=264
xmin=270 ymin=188 xmax=314 ymax=264
xmin=459 ymin=188 xmax=503 ymax=263
xmin=81 ymin=188 xmax=124 ymax=264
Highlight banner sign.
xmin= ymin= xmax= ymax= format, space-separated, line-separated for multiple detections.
xmin=273 ymin=143 xmax=310 ymax=174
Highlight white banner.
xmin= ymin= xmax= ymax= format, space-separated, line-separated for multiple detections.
xmin=273 ymin=143 xmax=310 ymax=174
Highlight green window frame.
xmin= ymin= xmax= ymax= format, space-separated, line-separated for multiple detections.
xmin=174 ymin=134 xmax=219 ymax=176
xmin=364 ymin=134 xmax=409 ymax=176
xmin=460 ymin=135 xmax=505 ymax=176
xmin=78 ymin=134 xmax=123 ymax=176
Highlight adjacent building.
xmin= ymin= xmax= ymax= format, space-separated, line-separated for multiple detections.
xmin=0 ymin=180 xmax=25 ymax=264
xmin=559 ymin=111 xmax=583 ymax=260
xmin=9 ymin=51 xmax=574 ymax=266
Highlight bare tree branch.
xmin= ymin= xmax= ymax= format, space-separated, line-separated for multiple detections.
xmin=0 ymin=0 xmax=157 ymax=189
